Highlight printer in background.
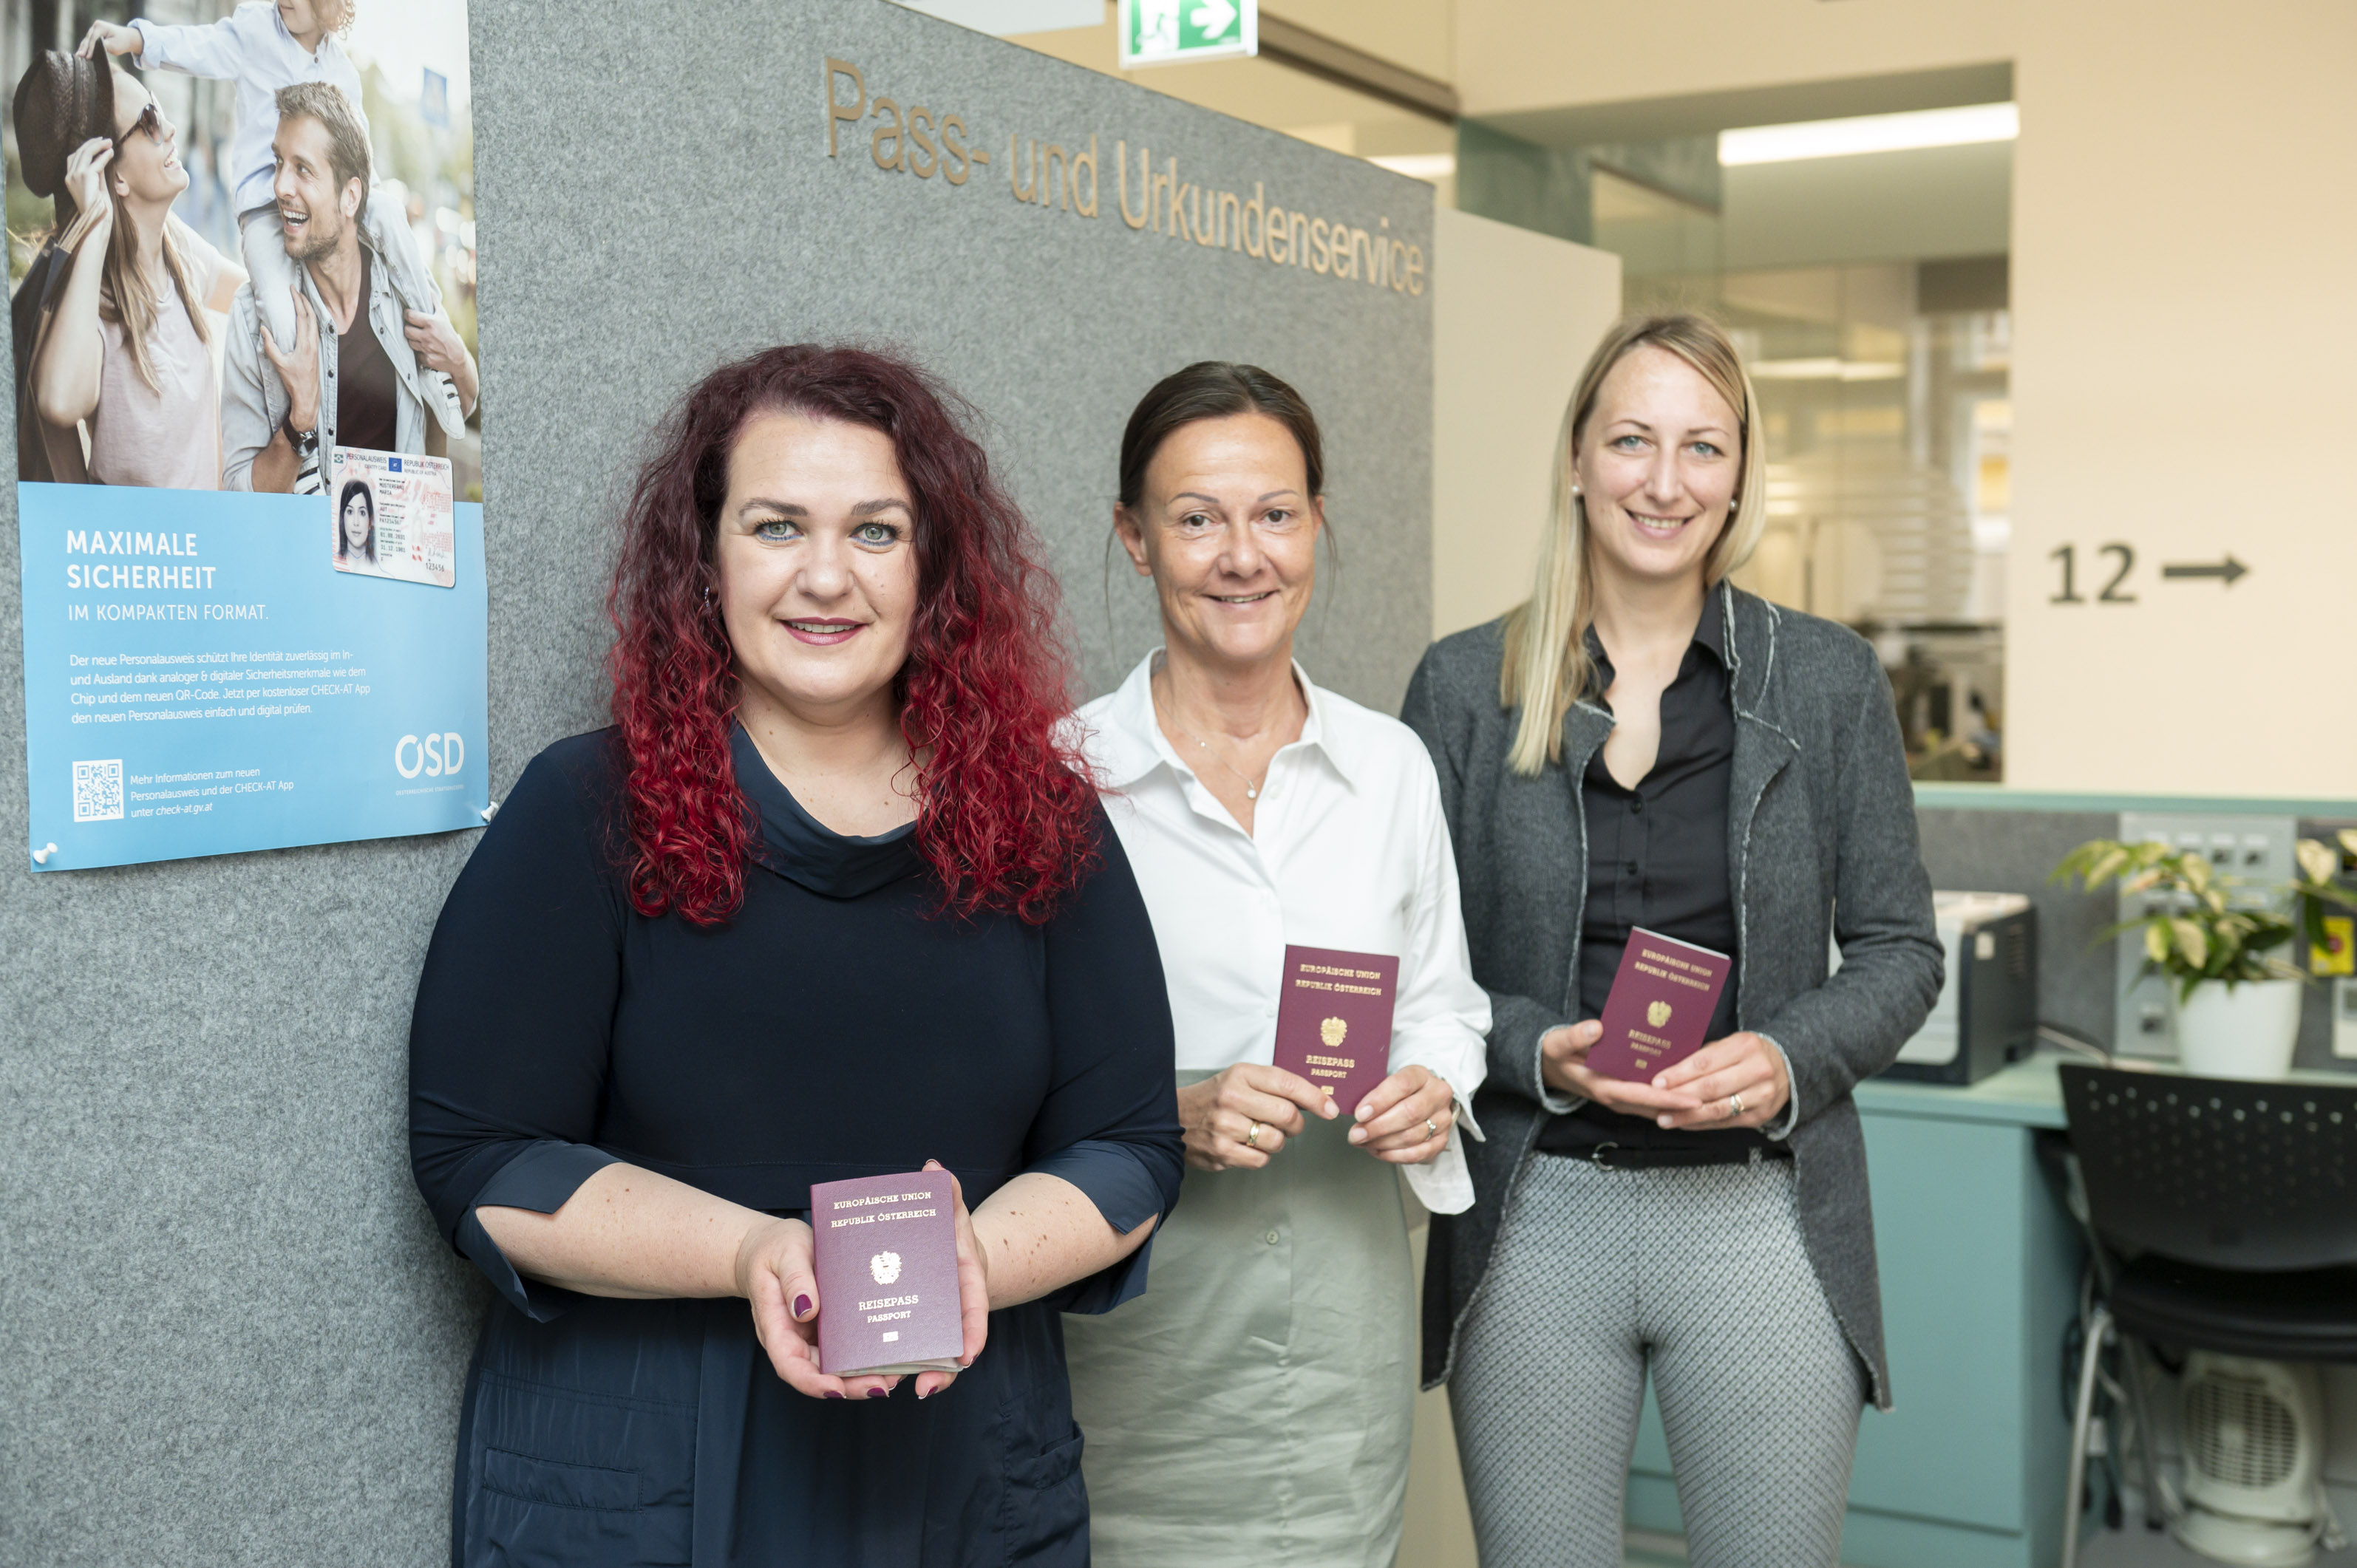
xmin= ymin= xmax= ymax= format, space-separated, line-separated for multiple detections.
xmin=1834 ymin=891 xmax=2039 ymax=1083
xmin=1888 ymin=891 xmax=2038 ymax=1083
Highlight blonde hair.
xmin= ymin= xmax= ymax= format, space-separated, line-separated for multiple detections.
xmin=98 ymin=122 xmax=209 ymax=394
xmin=1497 ymin=313 xmax=1770 ymax=776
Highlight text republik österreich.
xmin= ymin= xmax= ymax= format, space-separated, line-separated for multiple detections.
xmin=1584 ymin=929 xmax=1731 ymax=1083
xmin=810 ymin=1171 xmax=963 ymax=1377
xmin=1272 ymin=944 xmax=1399 ymax=1117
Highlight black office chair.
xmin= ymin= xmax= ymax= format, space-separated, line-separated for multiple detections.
xmin=2055 ymin=1064 xmax=2357 ymax=1568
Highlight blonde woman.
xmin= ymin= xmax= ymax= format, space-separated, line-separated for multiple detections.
xmin=1402 ymin=314 xmax=1943 ymax=1568
xmin=27 ymin=65 xmax=244 ymax=489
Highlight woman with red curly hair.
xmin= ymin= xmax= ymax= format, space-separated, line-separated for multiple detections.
xmin=408 ymin=345 xmax=1183 ymax=1568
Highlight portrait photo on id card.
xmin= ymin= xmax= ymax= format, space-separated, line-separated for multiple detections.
xmin=330 ymin=447 xmax=455 ymax=588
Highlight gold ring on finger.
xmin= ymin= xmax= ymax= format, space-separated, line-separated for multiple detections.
xmin=1728 ymin=1093 xmax=1745 ymax=1118
xmin=1245 ymin=1122 xmax=1262 ymax=1148
xmin=1424 ymin=1117 xmax=1440 ymax=1141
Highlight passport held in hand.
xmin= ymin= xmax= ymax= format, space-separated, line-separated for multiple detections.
xmin=1583 ymin=928 xmax=1732 ymax=1083
xmin=809 ymin=1171 xmax=963 ymax=1378
xmin=1271 ymin=944 xmax=1398 ymax=1117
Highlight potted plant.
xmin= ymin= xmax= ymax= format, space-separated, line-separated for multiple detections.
xmin=2052 ymin=831 xmax=2357 ymax=1079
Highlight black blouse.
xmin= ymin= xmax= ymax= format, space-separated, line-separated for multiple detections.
xmin=1536 ymin=592 xmax=1772 ymax=1160
xmin=409 ymin=726 xmax=1186 ymax=1318
xmin=407 ymin=729 xmax=1183 ymax=1567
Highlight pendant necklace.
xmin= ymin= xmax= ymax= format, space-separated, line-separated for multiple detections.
xmin=1153 ymin=687 xmax=1271 ymax=801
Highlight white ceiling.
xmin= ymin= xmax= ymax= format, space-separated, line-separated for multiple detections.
xmin=1721 ymin=137 xmax=2010 ymax=269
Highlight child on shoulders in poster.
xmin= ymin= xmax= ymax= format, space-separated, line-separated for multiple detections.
xmin=79 ymin=1 xmax=460 ymax=431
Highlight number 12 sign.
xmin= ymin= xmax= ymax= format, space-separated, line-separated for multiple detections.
xmin=1120 ymin=0 xmax=1256 ymax=67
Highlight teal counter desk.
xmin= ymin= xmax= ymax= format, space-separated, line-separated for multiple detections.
xmin=1626 ymin=1053 xmax=2083 ymax=1567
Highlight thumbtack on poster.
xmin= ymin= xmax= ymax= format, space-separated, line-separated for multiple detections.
xmin=1118 ymin=0 xmax=1257 ymax=67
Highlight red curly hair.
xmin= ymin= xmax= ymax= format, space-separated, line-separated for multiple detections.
xmin=607 ymin=344 xmax=1097 ymax=927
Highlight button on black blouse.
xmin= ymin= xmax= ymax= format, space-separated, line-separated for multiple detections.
xmin=408 ymin=729 xmax=1183 ymax=1568
xmin=1536 ymin=592 xmax=1772 ymax=1161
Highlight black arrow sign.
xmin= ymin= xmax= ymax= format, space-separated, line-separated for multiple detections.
xmin=2161 ymin=556 xmax=2248 ymax=586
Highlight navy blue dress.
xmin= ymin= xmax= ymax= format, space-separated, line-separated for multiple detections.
xmin=409 ymin=729 xmax=1183 ymax=1568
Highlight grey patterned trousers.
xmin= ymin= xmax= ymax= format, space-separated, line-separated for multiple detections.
xmin=1449 ymin=1154 xmax=1865 ymax=1568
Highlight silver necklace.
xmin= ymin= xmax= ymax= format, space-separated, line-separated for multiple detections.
xmin=1153 ymin=689 xmax=1272 ymax=801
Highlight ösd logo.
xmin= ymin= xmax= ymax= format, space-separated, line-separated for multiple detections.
xmin=870 ymin=1251 xmax=902 ymax=1286
xmin=1319 ymin=1017 xmax=1347 ymax=1047
xmin=1647 ymin=1001 xmax=1673 ymax=1028
xmin=394 ymin=731 xmax=466 ymax=780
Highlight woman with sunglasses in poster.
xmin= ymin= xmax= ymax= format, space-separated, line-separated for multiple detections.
xmin=17 ymin=55 xmax=245 ymax=490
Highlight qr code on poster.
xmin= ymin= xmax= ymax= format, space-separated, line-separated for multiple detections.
xmin=72 ymin=759 xmax=124 ymax=822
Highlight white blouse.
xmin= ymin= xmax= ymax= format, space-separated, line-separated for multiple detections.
xmin=1074 ymin=654 xmax=1491 ymax=1213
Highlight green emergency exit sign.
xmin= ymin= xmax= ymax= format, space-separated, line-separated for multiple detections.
xmin=1118 ymin=0 xmax=1257 ymax=67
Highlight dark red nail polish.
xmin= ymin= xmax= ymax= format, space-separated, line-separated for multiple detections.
xmin=825 ymin=1391 xmax=845 ymax=1400
xmin=792 ymin=1294 xmax=812 ymax=1318
xmin=866 ymin=1387 xmax=888 ymax=1399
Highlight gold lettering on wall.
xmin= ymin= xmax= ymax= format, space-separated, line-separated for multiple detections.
xmin=826 ymin=58 xmax=865 ymax=157
xmin=821 ymin=56 xmax=1425 ymax=297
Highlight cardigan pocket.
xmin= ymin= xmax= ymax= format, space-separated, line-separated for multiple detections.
xmin=482 ymin=1447 xmax=644 ymax=1511
xmin=463 ymin=1376 xmax=695 ymax=1568
xmin=999 ymin=1425 xmax=1086 ymax=1567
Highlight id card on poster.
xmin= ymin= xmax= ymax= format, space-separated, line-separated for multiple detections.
xmin=330 ymin=449 xmax=456 ymax=589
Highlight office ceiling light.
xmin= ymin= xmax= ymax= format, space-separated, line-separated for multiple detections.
xmin=1369 ymin=153 xmax=1455 ymax=181
xmin=1748 ymin=358 xmax=1906 ymax=381
xmin=1718 ymin=102 xmax=2017 ymax=166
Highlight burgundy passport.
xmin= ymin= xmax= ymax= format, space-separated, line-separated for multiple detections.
xmin=809 ymin=1172 xmax=963 ymax=1378
xmin=1271 ymin=944 xmax=1400 ymax=1117
xmin=1583 ymin=927 xmax=1733 ymax=1083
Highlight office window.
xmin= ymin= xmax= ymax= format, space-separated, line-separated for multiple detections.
xmin=1460 ymin=93 xmax=2016 ymax=780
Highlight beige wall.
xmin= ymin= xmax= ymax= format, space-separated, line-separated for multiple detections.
xmin=2001 ymin=0 xmax=2357 ymax=795
xmin=1458 ymin=0 xmax=2015 ymax=122
xmin=1413 ymin=211 xmax=1619 ymax=1568
xmin=1458 ymin=0 xmax=2357 ymax=799
xmin=1431 ymin=207 xmax=1625 ymax=639
xmin=1007 ymin=2 xmax=1455 ymax=160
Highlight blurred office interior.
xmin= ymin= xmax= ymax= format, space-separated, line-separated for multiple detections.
xmin=940 ymin=4 xmax=2357 ymax=1564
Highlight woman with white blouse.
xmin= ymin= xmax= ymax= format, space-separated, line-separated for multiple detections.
xmin=1064 ymin=362 xmax=1490 ymax=1568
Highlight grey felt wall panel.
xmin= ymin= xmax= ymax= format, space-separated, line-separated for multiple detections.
xmin=0 ymin=2 xmax=1432 ymax=1561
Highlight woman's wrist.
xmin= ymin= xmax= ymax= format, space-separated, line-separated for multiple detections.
xmin=64 ymin=207 xmax=109 ymax=255
xmin=730 ymin=1213 xmax=806 ymax=1300
xmin=1537 ymin=1026 xmax=1578 ymax=1094
xmin=966 ymin=1210 xmax=1006 ymax=1311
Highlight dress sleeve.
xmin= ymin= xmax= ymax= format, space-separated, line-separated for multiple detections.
xmin=1024 ymin=807 xmax=1185 ymax=1314
xmin=1386 ymin=748 xmax=1493 ymax=1216
xmin=131 ymin=13 xmax=253 ymax=80
xmin=409 ymin=741 xmax=627 ymax=1320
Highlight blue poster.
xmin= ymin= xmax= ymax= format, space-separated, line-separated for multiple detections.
xmin=20 ymin=487 xmax=487 ymax=870
xmin=8 ymin=0 xmax=482 ymax=870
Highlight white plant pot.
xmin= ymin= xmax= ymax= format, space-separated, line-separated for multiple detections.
xmin=2174 ymin=978 xmax=2305 ymax=1080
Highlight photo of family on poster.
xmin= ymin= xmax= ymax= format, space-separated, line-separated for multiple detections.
xmin=4 ymin=0 xmax=477 ymax=518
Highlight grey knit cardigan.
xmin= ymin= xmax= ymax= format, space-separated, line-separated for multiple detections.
xmin=1400 ymin=583 xmax=1943 ymax=1409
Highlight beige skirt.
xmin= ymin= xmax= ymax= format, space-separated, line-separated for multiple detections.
xmin=1064 ymin=1071 xmax=1418 ymax=1568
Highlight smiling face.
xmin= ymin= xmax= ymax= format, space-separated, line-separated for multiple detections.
xmin=271 ymin=112 xmax=358 ymax=263
xmin=715 ymin=411 xmax=920 ymax=732
xmin=1574 ymin=344 xmax=1742 ymax=592
xmin=1115 ymin=412 xmax=1322 ymax=675
xmin=341 ymin=491 xmax=371 ymax=550
xmin=108 ymin=77 xmax=186 ymax=211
